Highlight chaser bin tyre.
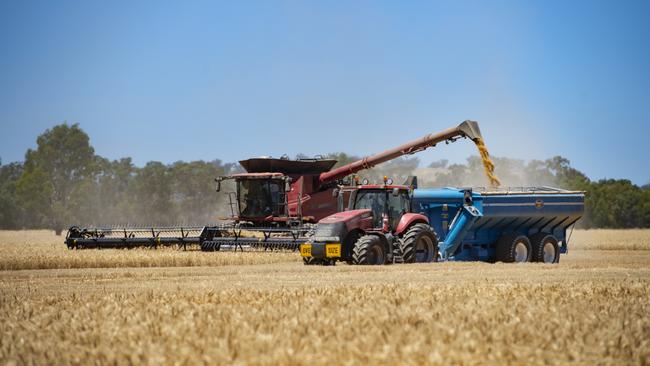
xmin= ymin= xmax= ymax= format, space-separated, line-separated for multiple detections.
xmin=530 ymin=233 xmax=560 ymax=264
xmin=495 ymin=234 xmax=532 ymax=263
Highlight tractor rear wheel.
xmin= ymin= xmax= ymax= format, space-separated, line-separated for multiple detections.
xmin=530 ymin=233 xmax=560 ymax=263
xmin=495 ymin=234 xmax=532 ymax=263
xmin=352 ymin=235 xmax=386 ymax=265
xmin=400 ymin=223 xmax=438 ymax=263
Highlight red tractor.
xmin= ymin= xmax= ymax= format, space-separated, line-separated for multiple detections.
xmin=300 ymin=177 xmax=438 ymax=265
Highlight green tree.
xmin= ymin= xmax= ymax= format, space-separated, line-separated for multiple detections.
xmin=168 ymin=160 xmax=226 ymax=223
xmin=16 ymin=123 xmax=96 ymax=234
xmin=85 ymin=157 xmax=137 ymax=225
xmin=545 ymin=156 xmax=590 ymax=190
xmin=131 ymin=161 xmax=173 ymax=225
xmin=0 ymin=161 xmax=25 ymax=229
xmin=586 ymin=179 xmax=647 ymax=228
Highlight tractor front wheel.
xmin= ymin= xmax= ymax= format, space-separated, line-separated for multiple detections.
xmin=352 ymin=235 xmax=386 ymax=265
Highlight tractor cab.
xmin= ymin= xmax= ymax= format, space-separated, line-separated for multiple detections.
xmin=347 ymin=183 xmax=412 ymax=232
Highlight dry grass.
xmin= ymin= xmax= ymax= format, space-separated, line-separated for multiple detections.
xmin=0 ymin=260 xmax=648 ymax=365
xmin=0 ymin=230 xmax=649 ymax=365
xmin=0 ymin=230 xmax=299 ymax=270
xmin=1 ymin=229 xmax=649 ymax=271
xmin=1 ymin=280 xmax=647 ymax=365
xmin=570 ymin=229 xmax=650 ymax=250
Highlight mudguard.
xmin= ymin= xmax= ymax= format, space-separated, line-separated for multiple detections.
xmin=394 ymin=213 xmax=429 ymax=235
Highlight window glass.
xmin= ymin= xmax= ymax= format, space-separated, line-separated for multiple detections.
xmin=354 ymin=190 xmax=386 ymax=228
xmin=387 ymin=191 xmax=409 ymax=229
xmin=238 ymin=179 xmax=283 ymax=217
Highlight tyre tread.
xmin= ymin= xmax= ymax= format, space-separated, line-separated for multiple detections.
xmin=352 ymin=235 xmax=384 ymax=265
xmin=400 ymin=223 xmax=438 ymax=263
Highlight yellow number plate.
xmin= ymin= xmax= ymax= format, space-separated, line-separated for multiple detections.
xmin=300 ymin=244 xmax=312 ymax=257
xmin=326 ymin=244 xmax=341 ymax=258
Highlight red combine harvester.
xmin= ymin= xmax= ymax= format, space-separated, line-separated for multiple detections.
xmin=65 ymin=120 xmax=484 ymax=251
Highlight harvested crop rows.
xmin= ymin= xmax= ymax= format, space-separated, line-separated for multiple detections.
xmin=0 ymin=230 xmax=297 ymax=270
xmin=1 ymin=229 xmax=649 ymax=270
xmin=1 ymin=230 xmax=649 ymax=365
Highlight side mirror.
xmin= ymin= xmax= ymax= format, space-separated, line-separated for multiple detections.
xmin=215 ymin=178 xmax=221 ymax=192
xmin=336 ymin=189 xmax=344 ymax=211
xmin=285 ymin=180 xmax=292 ymax=192
xmin=392 ymin=188 xmax=400 ymax=197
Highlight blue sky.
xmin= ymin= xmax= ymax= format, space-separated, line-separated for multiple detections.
xmin=1 ymin=0 xmax=649 ymax=184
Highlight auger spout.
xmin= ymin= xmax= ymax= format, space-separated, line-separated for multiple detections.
xmin=318 ymin=120 xmax=483 ymax=183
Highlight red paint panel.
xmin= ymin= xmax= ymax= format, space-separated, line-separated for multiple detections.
xmin=395 ymin=213 xmax=429 ymax=235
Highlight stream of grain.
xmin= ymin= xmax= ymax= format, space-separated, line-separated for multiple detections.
xmin=474 ymin=138 xmax=501 ymax=187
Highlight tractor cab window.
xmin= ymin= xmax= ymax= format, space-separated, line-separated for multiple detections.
xmin=238 ymin=179 xmax=283 ymax=217
xmin=387 ymin=190 xmax=410 ymax=229
xmin=353 ymin=189 xmax=387 ymax=228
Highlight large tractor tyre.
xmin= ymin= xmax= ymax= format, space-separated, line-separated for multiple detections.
xmin=400 ymin=223 xmax=438 ymax=263
xmin=352 ymin=235 xmax=386 ymax=265
xmin=495 ymin=234 xmax=532 ymax=263
xmin=343 ymin=231 xmax=362 ymax=264
xmin=530 ymin=233 xmax=560 ymax=264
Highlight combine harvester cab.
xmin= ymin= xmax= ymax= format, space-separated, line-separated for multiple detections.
xmin=413 ymin=187 xmax=585 ymax=263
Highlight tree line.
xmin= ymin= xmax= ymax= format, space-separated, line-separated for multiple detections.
xmin=1 ymin=123 xmax=649 ymax=233
xmin=0 ymin=124 xmax=239 ymax=233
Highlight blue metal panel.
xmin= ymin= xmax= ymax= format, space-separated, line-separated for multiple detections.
xmin=413 ymin=187 xmax=585 ymax=262
xmin=439 ymin=205 xmax=482 ymax=258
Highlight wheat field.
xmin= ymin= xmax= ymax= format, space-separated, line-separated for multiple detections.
xmin=1 ymin=230 xmax=649 ymax=365
xmin=0 ymin=230 xmax=298 ymax=270
xmin=1 ymin=229 xmax=649 ymax=270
